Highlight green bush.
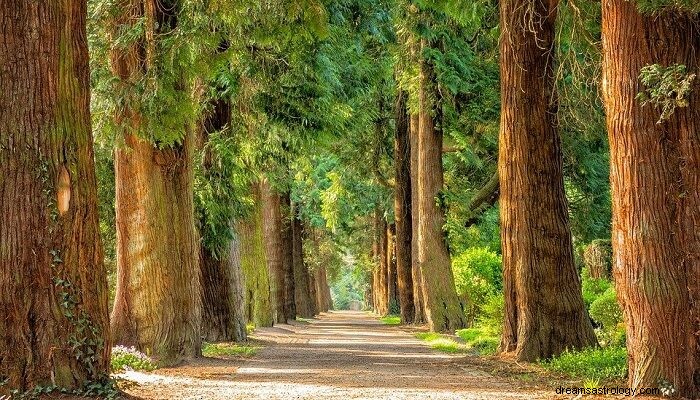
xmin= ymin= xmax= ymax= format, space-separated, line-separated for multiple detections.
xmin=452 ymin=247 xmax=502 ymax=324
xmin=456 ymin=327 xmax=499 ymax=355
xmin=454 ymin=293 xmax=503 ymax=355
xmin=589 ymin=287 xmax=625 ymax=346
xmin=111 ymin=346 xmax=157 ymax=372
xmin=542 ymin=346 xmax=628 ymax=382
xmin=581 ymin=267 xmax=612 ymax=308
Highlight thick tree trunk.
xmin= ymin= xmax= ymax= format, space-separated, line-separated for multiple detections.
xmin=417 ymin=38 xmax=466 ymax=332
xmin=261 ymin=180 xmax=287 ymax=323
xmin=200 ymin=237 xmax=246 ymax=342
xmin=395 ymin=91 xmax=415 ymax=323
xmin=292 ymin=209 xmax=316 ymax=318
xmin=601 ymin=2 xmax=699 ymax=396
xmin=377 ymin=215 xmax=389 ymax=316
xmin=0 ymin=1 xmax=110 ymax=391
xmin=280 ymin=192 xmax=297 ymax=320
xmin=238 ymin=183 xmax=274 ymax=328
xmin=387 ymin=223 xmax=399 ymax=314
xmin=498 ymin=0 xmax=596 ymax=361
xmin=410 ymin=114 xmax=426 ymax=324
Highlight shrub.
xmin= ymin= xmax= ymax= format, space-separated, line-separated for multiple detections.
xmin=581 ymin=266 xmax=612 ymax=308
xmin=452 ymin=247 xmax=502 ymax=324
xmin=456 ymin=327 xmax=499 ymax=355
xmin=542 ymin=346 xmax=628 ymax=382
xmin=111 ymin=346 xmax=157 ymax=372
xmin=589 ymin=287 xmax=625 ymax=346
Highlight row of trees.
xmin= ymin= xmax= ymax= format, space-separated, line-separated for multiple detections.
xmin=367 ymin=0 xmax=699 ymax=397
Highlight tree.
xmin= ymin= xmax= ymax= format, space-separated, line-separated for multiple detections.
xmin=498 ymin=0 xmax=596 ymax=361
xmin=108 ymin=0 xmax=202 ymax=365
xmin=416 ymin=36 xmax=466 ymax=332
xmin=410 ymin=113 xmax=426 ymax=324
xmin=261 ymin=179 xmax=288 ymax=323
xmin=601 ymin=1 xmax=699 ymax=396
xmin=281 ymin=192 xmax=297 ymax=320
xmin=293 ymin=207 xmax=317 ymax=318
xmin=0 ymin=1 xmax=110 ymax=391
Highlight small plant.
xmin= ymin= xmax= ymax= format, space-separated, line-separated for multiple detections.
xmin=542 ymin=346 xmax=628 ymax=382
xmin=202 ymin=342 xmax=259 ymax=358
xmin=380 ymin=315 xmax=401 ymax=325
xmin=456 ymin=327 xmax=499 ymax=355
xmin=637 ymin=63 xmax=696 ymax=123
xmin=111 ymin=345 xmax=157 ymax=372
xmin=415 ymin=332 xmax=468 ymax=354
xmin=246 ymin=323 xmax=255 ymax=334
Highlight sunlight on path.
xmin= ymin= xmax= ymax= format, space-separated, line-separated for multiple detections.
xmin=119 ymin=311 xmax=551 ymax=399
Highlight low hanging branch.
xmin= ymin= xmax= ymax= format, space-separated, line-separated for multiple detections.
xmin=464 ymin=170 xmax=499 ymax=227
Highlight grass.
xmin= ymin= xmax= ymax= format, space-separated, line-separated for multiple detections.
xmin=541 ymin=346 xmax=628 ymax=382
xmin=380 ymin=315 xmax=401 ymax=325
xmin=246 ymin=323 xmax=255 ymax=334
xmin=456 ymin=327 xmax=499 ymax=355
xmin=202 ymin=342 xmax=260 ymax=358
xmin=415 ymin=332 xmax=469 ymax=353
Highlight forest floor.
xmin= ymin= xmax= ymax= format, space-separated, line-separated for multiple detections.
xmin=116 ymin=311 xmax=599 ymax=399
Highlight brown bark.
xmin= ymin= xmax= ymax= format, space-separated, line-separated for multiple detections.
xmin=109 ymin=0 xmax=201 ymax=365
xmin=387 ymin=223 xmax=399 ymax=314
xmin=280 ymin=191 xmax=297 ymax=320
xmin=376 ymin=214 xmax=389 ymax=316
xmin=601 ymin=2 xmax=699 ymax=395
xmin=261 ymin=180 xmax=288 ymax=323
xmin=498 ymin=0 xmax=596 ymax=361
xmin=395 ymin=90 xmax=415 ymax=323
xmin=292 ymin=208 xmax=316 ymax=318
xmin=410 ymin=113 xmax=426 ymax=324
xmin=417 ymin=38 xmax=466 ymax=332
xmin=200 ymin=238 xmax=246 ymax=342
xmin=0 ymin=1 xmax=110 ymax=391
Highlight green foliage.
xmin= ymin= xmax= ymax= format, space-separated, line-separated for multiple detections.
xmin=380 ymin=315 xmax=401 ymax=325
xmin=456 ymin=327 xmax=499 ymax=355
xmin=634 ymin=0 xmax=700 ymax=12
xmin=111 ymin=346 xmax=157 ymax=373
xmin=637 ymin=63 xmax=696 ymax=123
xmin=589 ymin=287 xmax=625 ymax=347
xmin=202 ymin=342 xmax=260 ymax=358
xmin=542 ymin=346 xmax=628 ymax=382
xmin=452 ymin=247 xmax=501 ymax=324
xmin=415 ymin=333 xmax=469 ymax=353
xmin=581 ymin=267 xmax=612 ymax=308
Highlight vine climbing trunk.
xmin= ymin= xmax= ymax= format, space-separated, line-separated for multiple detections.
xmin=292 ymin=209 xmax=316 ymax=318
xmin=395 ymin=90 xmax=415 ymax=323
xmin=417 ymin=38 xmax=465 ymax=332
xmin=601 ymin=2 xmax=700 ymax=396
xmin=498 ymin=0 xmax=596 ymax=361
xmin=237 ymin=183 xmax=274 ymax=328
xmin=280 ymin=192 xmax=297 ymax=320
xmin=0 ymin=0 xmax=110 ymax=391
xmin=261 ymin=179 xmax=288 ymax=323
xmin=109 ymin=0 xmax=202 ymax=365
xmin=410 ymin=113 xmax=425 ymax=324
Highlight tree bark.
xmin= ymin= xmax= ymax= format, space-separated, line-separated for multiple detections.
xmin=280 ymin=191 xmax=297 ymax=320
xmin=601 ymin=2 xmax=699 ymax=396
xmin=109 ymin=0 xmax=202 ymax=365
xmin=498 ymin=0 xmax=596 ymax=361
xmin=377 ymin=215 xmax=389 ymax=316
xmin=417 ymin=38 xmax=466 ymax=332
xmin=261 ymin=180 xmax=288 ymax=323
xmin=387 ymin=223 xmax=399 ymax=314
xmin=292 ymin=208 xmax=316 ymax=318
xmin=0 ymin=1 xmax=110 ymax=391
xmin=395 ymin=89 xmax=415 ymax=323
xmin=410 ymin=113 xmax=426 ymax=324
xmin=238 ymin=183 xmax=274 ymax=328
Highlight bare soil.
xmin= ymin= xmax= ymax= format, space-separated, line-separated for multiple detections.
xmin=116 ymin=311 xmax=567 ymax=399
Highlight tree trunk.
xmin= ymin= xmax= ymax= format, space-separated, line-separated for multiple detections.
xmin=200 ymin=237 xmax=246 ymax=342
xmin=387 ymin=223 xmax=399 ymax=314
xmin=417 ymin=38 xmax=466 ymax=332
xmin=498 ymin=0 xmax=596 ymax=361
xmin=280 ymin=191 xmax=297 ymax=320
xmin=292 ymin=209 xmax=316 ymax=318
xmin=261 ymin=180 xmax=287 ymax=323
xmin=601 ymin=2 xmax=699 ymax=396
xmin=395 ymin=90 xmax=415 ymax=323
xmin=238 ymin=183 xmax=274 ymax=328
xmin=0 ymin=1 xmax=110 ymax=391
xmin=377 ymin=215 xmax=389 ymax=316
xmin=410 ymin=113 xmax=426 ymax=324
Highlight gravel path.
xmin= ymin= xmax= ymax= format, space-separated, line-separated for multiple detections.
xmin=119 ymin=311 xmax=555 ymax=399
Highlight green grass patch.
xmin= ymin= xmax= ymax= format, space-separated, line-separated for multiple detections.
xmin=380 ymin=315 xmax=401 ymax=325
xmin=246 ymin=323 xmax=255 ymax=334
xmin=541 ymin=346 xmax=628 ymax=382
xmin=415 ymin=332 xmax=468 ymax=353
xmin=456 ymin=327 xmax=499 ymax=355
xmin=202 ymin=342 xmax=260 ymax=358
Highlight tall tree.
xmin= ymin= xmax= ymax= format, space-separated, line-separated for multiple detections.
xmin=0 ymin=0 xmax=110 ymax=391
xmin=293 ymin=208 xmax=317 ymax=318
xmin=417 ymin=36 xmax=466 ymax=332
xmin=394 ymin=90 xmax=415 ymax=323
xmin=109 ymin=0 xmax=202 ymax=365
xmin=280 ymin=192 xmax=297 ymax=320
xmin=498 ymin=0 xmax=596 ymax=361
xmin=261 ymin=179 xmax=288 ymax=323
xmin=601 ymin=1 xmax=699 ymax=396
xmin=410 ymin=113 xmax=426 ymax=324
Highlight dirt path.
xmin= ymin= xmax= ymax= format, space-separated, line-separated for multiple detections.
xmin=119 ymin=311 xmax=555 ymax=399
